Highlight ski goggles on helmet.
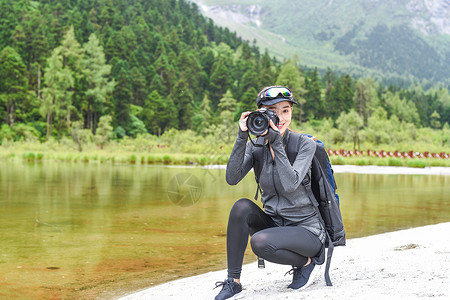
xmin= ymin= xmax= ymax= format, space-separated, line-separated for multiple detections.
xmin=263 ymin=87 xmax=293 ymax=99
xmin=257 ymin=86 xmax=297 ymax=107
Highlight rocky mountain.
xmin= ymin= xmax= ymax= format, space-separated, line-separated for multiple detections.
xmin=190 ymin=0 xmax=450 ymax=83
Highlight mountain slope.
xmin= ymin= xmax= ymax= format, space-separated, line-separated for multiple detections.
xmin=190 ymin=0 xmax=450 ymax=83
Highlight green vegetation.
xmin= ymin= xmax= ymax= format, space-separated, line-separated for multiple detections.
xmin=1 ymin=125 xmax=449 ymax=167
xmin=197 ymin=0 xmax=450 ymax=84
xmin=0 ymin=0 xmax=449 ymax=165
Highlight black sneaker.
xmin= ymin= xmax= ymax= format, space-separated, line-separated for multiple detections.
xmin=214 ymin=278 xmax=243 ymax=300
xmin=287 ymin=262 xmax=319 ymax=290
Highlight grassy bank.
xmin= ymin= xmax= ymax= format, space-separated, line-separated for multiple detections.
xmin=329 ymin=155 xmax=450 ymax=168
xmin=1 ymin=148 xmax=450 ymax=168
xmin=1 ymin=133 xmax=449 ymax=167
xmin=1 ymin=150 xmax=229 ymax=166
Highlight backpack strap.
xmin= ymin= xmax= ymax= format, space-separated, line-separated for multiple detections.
xmin=286 ymin=132 xmax=322 ymax=208
xmin=286 ymin=131 xmax=301 ymax=165
xmin=324 ymin=232 xmax=334 ymax=286
xmin=303 ymin=158 xmax=320 ymax=208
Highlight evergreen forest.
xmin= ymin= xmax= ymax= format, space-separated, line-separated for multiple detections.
xmin=1 ymin=0 xmax=450 ymax=155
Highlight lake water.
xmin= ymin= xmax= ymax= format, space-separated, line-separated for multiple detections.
xmin=1 ymin=161 xmax=449 ymax=299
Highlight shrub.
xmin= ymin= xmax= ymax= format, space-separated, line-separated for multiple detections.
xmin=147 ymin=155 xmax=155 ymax=164
xmin=355 ymin=159 xmax=367 ymax=166
xmin=375 ymin=159 xmax=388 ymax=166
xmin=199 ymin=156 xmax=208 ymax=165
xmin=163 ymin=155 xmax=171 ymax=164
xmin=388 ymin=158 xmax=403 ymax=167
xmin=22 ymin=152 xmax=36 ymax=161
xmin=330 ymin=156 xmax=345 ymax=165
xmin=406 ymin=160 xmax=427 ymax=168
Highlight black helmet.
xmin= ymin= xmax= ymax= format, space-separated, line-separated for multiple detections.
xmin=256 ymin=86 xmax=298 ymax=108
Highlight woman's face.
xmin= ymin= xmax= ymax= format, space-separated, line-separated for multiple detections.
xmin=263 ymin=101 xmax=293 ymax=135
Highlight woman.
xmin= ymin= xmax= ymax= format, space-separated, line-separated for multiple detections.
xmin=214 ymin=86 xmax=325 ymax=300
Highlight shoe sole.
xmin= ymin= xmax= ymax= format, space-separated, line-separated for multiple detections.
xmin=230 ymin=291 xmax=244 ymax=299
xmin=299 ymin=265 xmax=320 ymax=290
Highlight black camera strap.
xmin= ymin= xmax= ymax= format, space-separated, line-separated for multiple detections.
xmin=248 ymin=135 xmax=265 ymax=200
xmin=248 ymin=135 xmax=265 ymax=148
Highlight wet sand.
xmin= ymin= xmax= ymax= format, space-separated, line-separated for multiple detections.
xmin=119 ymin=222 xmax=450 ymax=299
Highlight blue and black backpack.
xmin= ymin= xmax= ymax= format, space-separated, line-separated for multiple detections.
xmin=252 ymin=131 xmax=346 ymax=286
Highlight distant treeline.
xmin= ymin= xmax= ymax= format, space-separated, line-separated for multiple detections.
xmin=0 ymin=0 xmax=449 ymax=151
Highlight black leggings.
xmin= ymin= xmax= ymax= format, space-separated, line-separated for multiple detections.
xmin=227 ymin=198 xmax=322 ymax=279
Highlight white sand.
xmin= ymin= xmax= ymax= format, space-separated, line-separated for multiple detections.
xmin=204 ymin=165 xmax=450 ymax=176
xmin=332 ymin=165 xmax=450 ymax=175
xmin=119 ymin=222 xmax=450 ymax=300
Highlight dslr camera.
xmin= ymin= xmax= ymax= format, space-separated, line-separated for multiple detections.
xmin=246 ymin=108 xmax=279 ymax=136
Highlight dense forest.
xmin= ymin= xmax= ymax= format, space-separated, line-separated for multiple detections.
xmin=0 ymin=0 xmax=449 ymax=152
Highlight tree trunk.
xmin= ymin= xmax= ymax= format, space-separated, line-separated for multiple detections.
xmin=87 ymin=101 xmax=92 ymax=131
xmin=6 ymin=98 xmax=15 ymax=127
xmin=37 ymin=64 xmax=41 ymax=99
xmin=66 ymin=110 xmax=71 ymax=131
xmin=92 ymin=111 xmax=97 ymax=135
xmin=57 ymin=118 xmax=62 ymax=142
xmin=9 ymin=101 xmax=15 ymax=127
xmin=46 ymin=113 xmax=53 ymax=141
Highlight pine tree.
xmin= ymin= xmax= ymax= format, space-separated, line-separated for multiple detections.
xmin=209 ymin=56 xmax=231 ymax=109
xmin=82 ymin=33 xmax=115 ymax=132
xmin=191 ymin=94 xmax=213 ymax=135
xmin=140 ymin=90 xmax=177 ymax=135
xmin=365 ymin=107 xmax=391 ymax=146
xmin=0 ymin=0 xmax=20 ymax=47
xmin=172 ymin=73 xmax=195 ymax=130
xmin=111 ymin=59 xmax=132 ymax=133
xmin=0 ymin=47 xmax=29 ymax=127
xmin=11 ymin=8 xmax=49 ymax=87
xmin=258 ymin=50 xmax=276 ymax=87
xmin=41 ymin=47 xmax=74 ymax=140
xmin=276 ymin=58 xmax=306 ymax=125
xmin=336 ymin=109 xmax=364 ymax=149
xmin=53 ymin=26 xmax=84 ymax=139
xmin=303 ymin=68 xmax=323 ymax=121
xmin=353 ymin=77 xmax=379 ymax=125
xmin=340 ymin=74 xmax=355 ymax=112
xmin=217 ymin=90 xmax=238 ymax=144
xmin=430 ymin=110 xmax=441 ymax=129
xmin=94 ymin=115 xmax=113 ymax=148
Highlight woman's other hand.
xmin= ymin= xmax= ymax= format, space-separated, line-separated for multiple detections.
xmin=261 ymin=119 xmax=280 ymax=136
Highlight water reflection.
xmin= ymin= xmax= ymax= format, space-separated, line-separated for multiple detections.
xmin=337 ymin=172 xmax=450 ymax=238
xmin=0 ymin=161 xmax=449 ymax=298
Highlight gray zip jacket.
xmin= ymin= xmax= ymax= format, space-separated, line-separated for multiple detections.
xmin=226 ymin=128 xmax=325 ymax=243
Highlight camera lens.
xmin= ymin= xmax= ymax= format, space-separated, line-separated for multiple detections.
xmin=247 ymin=112 xmax=269 ymax=136
xmin=254 ymin=116 xmax=266 ymax=129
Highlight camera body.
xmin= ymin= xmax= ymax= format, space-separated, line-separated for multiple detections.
xmin=246 ymin=108 xmax=279 ymax=136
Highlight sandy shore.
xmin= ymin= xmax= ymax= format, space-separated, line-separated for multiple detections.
xmin=119 ymin=222 xmax=450 ymax=300
xmin=204 ymin=164 xmax=450 ymax=176
xmin=332 ymin=165 xmax=450 ymax=175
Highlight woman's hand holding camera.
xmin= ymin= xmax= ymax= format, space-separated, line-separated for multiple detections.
xmin=239 ymin=111 xmax=251 ymax=132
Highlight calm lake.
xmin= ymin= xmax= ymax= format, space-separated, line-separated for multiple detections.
xmin=1 ymin=161 xmax=449 ymax=299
